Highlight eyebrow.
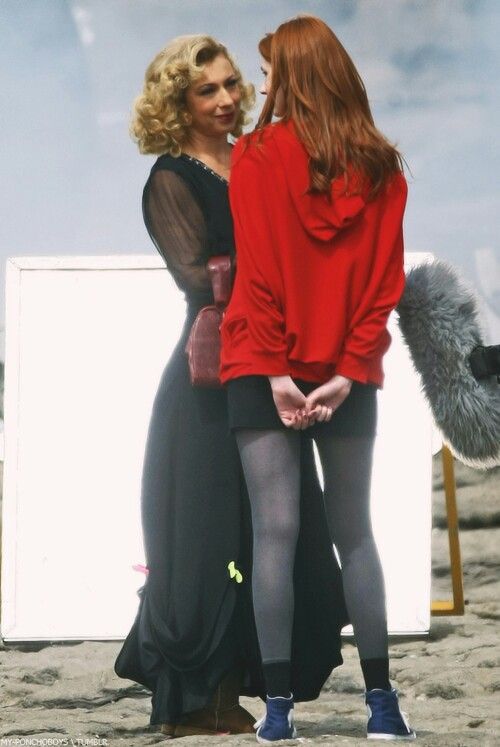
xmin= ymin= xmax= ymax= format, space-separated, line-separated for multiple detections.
xmin=196 ymin=74 xmax=239 ymax=90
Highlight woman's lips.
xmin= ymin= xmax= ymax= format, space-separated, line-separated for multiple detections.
xmin=216 ymin=112 xmax=235 ymax=123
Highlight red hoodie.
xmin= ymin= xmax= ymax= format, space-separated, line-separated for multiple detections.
xmin=219 ymin=119 xmax=408 ymax=387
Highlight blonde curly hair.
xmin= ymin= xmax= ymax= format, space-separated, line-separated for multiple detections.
xmin=131 ymin=35 xmax=255 ymax=156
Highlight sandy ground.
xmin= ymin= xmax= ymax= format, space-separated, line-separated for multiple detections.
xmin=0 ymin=455 xmax=499 ymax=747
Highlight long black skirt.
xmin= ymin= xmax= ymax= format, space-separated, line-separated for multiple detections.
xmin=114 ymin=305 xmax=349 ymax=725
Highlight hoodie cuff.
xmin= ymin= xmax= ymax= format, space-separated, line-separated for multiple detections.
xmin=334 ymin=351 xmax=371 ymax=384
xmin=247 ymin=350 xmax=290 ymax=376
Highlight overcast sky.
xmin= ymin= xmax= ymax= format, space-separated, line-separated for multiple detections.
xmin=1 ymin=0 xmax=499 ymax=359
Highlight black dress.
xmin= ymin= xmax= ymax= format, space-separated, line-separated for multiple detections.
xmin=114 ymin=153 xmax=349 ymax=726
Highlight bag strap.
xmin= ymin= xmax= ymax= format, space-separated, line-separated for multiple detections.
xmin=207 ymin=255 xmax=233 ymax=309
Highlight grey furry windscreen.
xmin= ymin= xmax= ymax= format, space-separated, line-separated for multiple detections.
xmin=397 ymin=261 xmax=500 ymax=468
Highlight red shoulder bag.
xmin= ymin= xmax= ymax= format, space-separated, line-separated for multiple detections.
xmin=185 ymin=255 xmax=233 ymax=387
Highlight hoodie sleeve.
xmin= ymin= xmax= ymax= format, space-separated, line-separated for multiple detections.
xmin=334 ymin=173 xmax=408 ymax=384
xmin=228 ymin=137 xmax=290 ymax=374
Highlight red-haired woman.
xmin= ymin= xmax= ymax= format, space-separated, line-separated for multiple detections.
xmin=221 ymin=16 xmax=416 ymax=743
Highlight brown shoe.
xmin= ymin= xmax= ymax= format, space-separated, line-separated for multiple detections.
xmin=159 ymin=722 xmax=176 ymax=738
xmin=214 ymin=703 xmax=256 ymax=734
xmin=169 ymin=704 xmax=255 ymax=737
xmin=210 ymin=667 xmax=256 ymax=734
xmin=173 ymin=708 xmax=226 ymax=737
xmin=159 ymin=668 xmax=256 ymax=737
xmin=160 ymin=712 xmax=225 ymax=738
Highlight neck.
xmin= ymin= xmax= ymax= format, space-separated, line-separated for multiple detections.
xmin=183 ymin=131 xmax=231 ymax=161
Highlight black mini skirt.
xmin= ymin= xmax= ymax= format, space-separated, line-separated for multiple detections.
xmin=225 ymin=375 xmax=378 ymax=438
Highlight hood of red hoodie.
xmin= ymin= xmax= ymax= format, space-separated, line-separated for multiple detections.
xmin=269 ymin=119 xmax=368 ymax=243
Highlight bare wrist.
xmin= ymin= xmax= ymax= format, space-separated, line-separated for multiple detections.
xmin=269 ymin=375 xmax=292 ymax=389
xmin=330 ymin=374 xmax=353 ymax=387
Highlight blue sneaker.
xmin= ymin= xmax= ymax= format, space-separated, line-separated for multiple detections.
xmin=365 ymin=688 xmax=416 ymax=740
xmin=254 ymin=694 xmax=297 ymax=744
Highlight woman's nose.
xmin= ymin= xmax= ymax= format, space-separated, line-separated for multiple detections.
xmin=259 ymin=83 xmax=267 ymax=96
xmin=218 ymin=88 xmax=234 ymax=107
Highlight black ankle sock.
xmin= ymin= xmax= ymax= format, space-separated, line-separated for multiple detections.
xmin=360 ymin=657 xmax=391 ymax=691
xmin=263 ymin=660 xmax=291 ymax=698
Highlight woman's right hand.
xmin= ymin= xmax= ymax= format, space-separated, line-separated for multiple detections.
xmin=269 ymin=376 xmax=316 ymax=430
xmin=304 ymin=374 xmax=353 ymax=419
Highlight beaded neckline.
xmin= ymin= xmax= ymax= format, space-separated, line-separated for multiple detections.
xmin=181 ymin=154 xmax=229 ymax=184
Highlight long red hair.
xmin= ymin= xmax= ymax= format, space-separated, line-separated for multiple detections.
xmin=257 ymin=16 xmax=403 ymax=197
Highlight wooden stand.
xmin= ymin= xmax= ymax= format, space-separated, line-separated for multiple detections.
xmin=431 ymin=445 xmax=465 ymax=616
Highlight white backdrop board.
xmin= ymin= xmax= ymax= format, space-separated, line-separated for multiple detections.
xmin=338 ymin=252 xmax=434 ymax=636
xmin=1 ymin=254 xmax=432 ymax=641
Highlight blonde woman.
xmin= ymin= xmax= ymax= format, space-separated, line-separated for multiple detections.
xmin=114 ymin=34 xmax=349 ymax=738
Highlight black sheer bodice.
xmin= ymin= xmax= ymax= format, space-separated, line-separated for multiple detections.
xmin=143 ymin=154 xmax=235 ymax=306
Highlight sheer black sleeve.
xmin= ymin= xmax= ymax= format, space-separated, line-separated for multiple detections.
xmin=144 ymin=169 xmax=211 ymax=293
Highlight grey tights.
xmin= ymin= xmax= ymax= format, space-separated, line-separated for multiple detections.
xmin=235 ymin=428 xmax=388 ymax=666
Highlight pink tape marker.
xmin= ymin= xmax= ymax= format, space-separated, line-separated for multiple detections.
xmin=132 ymin=564 xmax=149 ymax=575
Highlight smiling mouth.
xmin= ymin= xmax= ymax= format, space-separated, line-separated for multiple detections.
xmin=217 ymin=112 xmax=235 ymax=120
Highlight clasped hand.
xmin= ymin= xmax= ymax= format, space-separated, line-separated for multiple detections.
xmin=269 ymin=374 xmax=353 ymax=430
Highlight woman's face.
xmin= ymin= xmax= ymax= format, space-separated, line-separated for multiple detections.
xmin=260 ymin=59 xmax=285 ymax=118
xmin=185 ymin=54 xmax=241 ymax=139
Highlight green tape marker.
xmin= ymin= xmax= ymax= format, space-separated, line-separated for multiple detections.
xmin=227 ymin=560 xmax=243 ymax=584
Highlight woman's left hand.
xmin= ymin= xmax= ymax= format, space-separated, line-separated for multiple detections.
xmin=304 ymin=375 xmax=353 ymax=420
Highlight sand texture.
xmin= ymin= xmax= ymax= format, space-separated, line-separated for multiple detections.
xmin=0 ymin=455 xmax=499 ymax=746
